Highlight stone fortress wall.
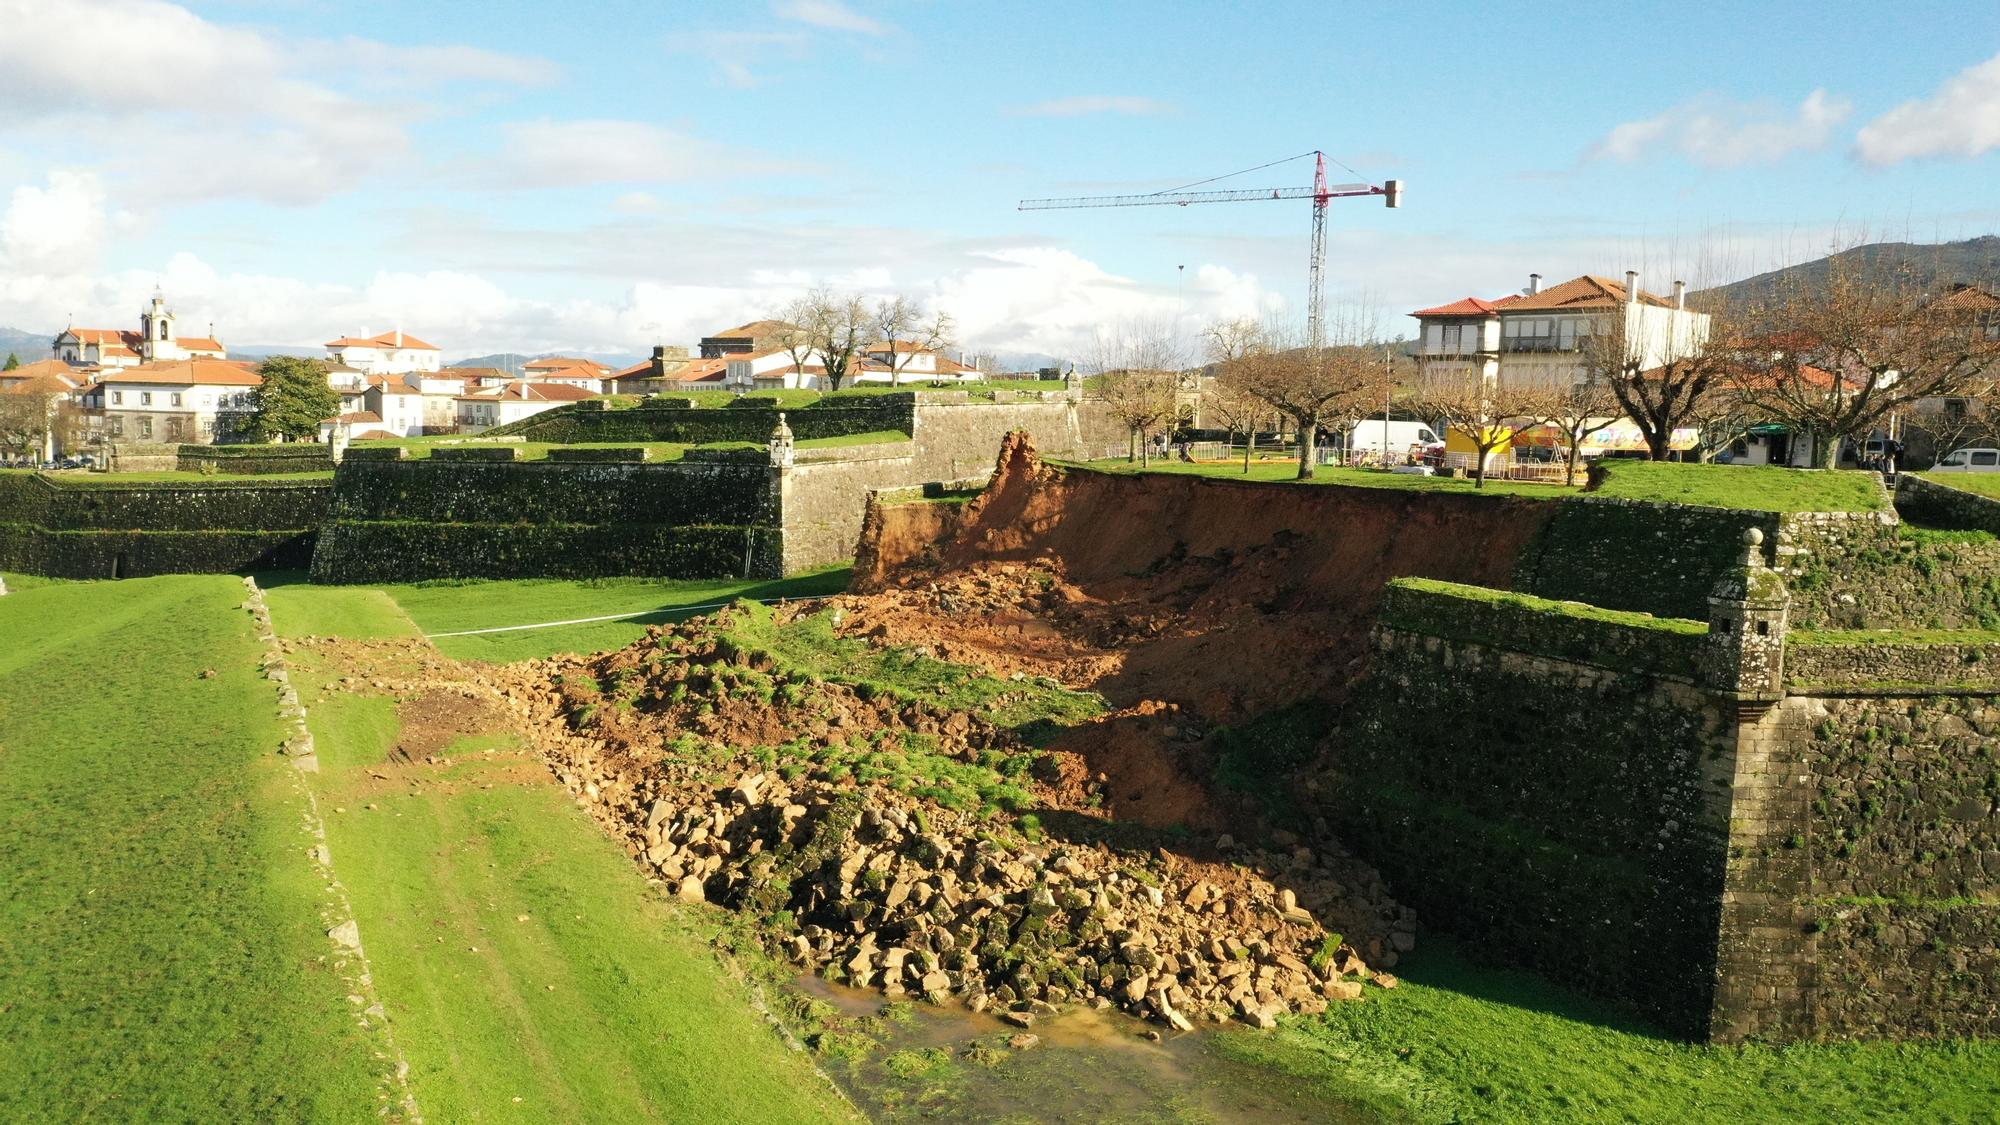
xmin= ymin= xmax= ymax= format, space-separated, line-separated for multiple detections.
xmin=1331 ymin=480 xmax=2000 ymax=1043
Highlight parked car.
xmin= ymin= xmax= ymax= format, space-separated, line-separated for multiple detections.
xmin=1932 ymin=447 xmax=2000 ymax=472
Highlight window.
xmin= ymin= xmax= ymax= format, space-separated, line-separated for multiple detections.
xmin=165 ymin=418 xmax=184 ymax=441
xmin=170 ymin=392 xmax=182 ymax=407
xmin=1942 ymin=450 xmax=1969 ymax=466
xmin=140 ymin=392 xmax=152 ymax=406
xmin=109 ymin=418 xmax=124 ymax=437
xmin=138 ymin=418 xmax=152 ymax=438
xmin=1974 ymin=451 xmax=1998 ymax=467
xmin=112 ymin=390 xmax=123 ymax=405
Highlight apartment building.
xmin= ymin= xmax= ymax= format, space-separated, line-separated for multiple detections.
xmin=1412 ymin=272 xmax=1711 ymax=389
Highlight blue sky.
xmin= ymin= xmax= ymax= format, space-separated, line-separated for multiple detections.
xmin=3 ymin=0 xmax=1999 ymax=361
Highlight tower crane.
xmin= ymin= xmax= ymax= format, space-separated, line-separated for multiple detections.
xmin=1018 ymin=151 xmax=1402 ymax=349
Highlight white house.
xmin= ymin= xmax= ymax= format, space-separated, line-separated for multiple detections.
xmin=97 ymin=358 xmax=262 ymax=444
xmin=722 ymin=343 xmax=982 ymax=392
xmin=53 ymin=289 xmax=227 ymax=370
xmin=324 ymin=330 xmax=441 ymax=375
xmin=1412 ymin=272 xmax=1711 ymax=390
xmin=454 ymin=380 xmax=596 ymax=433
xmin=854 ymin=341 xmax=983 ymax=384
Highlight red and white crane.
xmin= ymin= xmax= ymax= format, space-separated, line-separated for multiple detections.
xmin=1019 ymin=151 xmax=1402 ymax=349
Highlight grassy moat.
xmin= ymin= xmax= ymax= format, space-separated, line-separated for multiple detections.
xmin=4 ymin=570 xmax=1998 ymax=1123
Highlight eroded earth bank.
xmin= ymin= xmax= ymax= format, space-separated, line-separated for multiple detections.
xmin=480 ymin=433 xmax=1578 ymax=1045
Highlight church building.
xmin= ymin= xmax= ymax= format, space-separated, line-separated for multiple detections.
xmin=52 ymin=288 xmax=227 ymax=370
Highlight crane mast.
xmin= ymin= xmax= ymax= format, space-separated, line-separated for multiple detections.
xmin=1019 ymin=151 xmax=1402 ymax=350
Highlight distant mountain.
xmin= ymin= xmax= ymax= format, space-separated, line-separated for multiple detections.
xmin=1700 ymin=235 xmax=2000 ymax=307
xmin=0 ymin=325 xmax=50 ymax=364
xmin=449 ymin=351 xmax=646 ymax=374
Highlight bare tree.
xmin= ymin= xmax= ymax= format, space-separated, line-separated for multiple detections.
xmin=1200 ymin=318 xmax=1273 ymax=471
xmin=1420 ymin=368 xmax=1553 ymax=489
xmin=1224 ymin=312 xmax=1391 ymax=480
xmin=1582 ymin=310 xmax=1732 ymax=463
xmin=1201 ymin=317 xmax=1268 ymax=366
xmin=874 ymin=297 xmax=954 ymax=386
xmin=1687 ymin=377 xmax=1765 ymax=464
xmin=1534 ymin=378 xmax=1622 ymax=485
xmin=776 ymin=289 xmax=872 ymax=392
xmin=1091 ymin=326 xmax=1186 ymax=466
xmin=1731 ymin=256 xmax=2000 ymax=468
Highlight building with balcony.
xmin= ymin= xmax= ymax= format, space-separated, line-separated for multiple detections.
xmin=1412 ymin=272 xmax=1711 ymax=389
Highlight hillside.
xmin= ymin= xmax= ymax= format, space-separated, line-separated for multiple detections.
xmin=0 ymin=324 xmax=49 ymax=364
xmin=1700 ymin=235 xmax=2000 ymax=306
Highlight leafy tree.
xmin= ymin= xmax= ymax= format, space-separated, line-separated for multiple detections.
xmin=248 ymin=356 xmax=338 ymax=442
xmin=3 ymin=353 xmax=18 ymax=371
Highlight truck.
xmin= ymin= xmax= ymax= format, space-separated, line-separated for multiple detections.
xmin=1347 ymin=420 xmax=1444 ymax=464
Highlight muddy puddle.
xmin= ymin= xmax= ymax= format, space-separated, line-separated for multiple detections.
xmin=795 ymin=976 xmax=1369 ymax=1123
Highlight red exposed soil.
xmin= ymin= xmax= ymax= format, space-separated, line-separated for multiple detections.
xmin=848 ymin=432 xmax=1558 ymax=720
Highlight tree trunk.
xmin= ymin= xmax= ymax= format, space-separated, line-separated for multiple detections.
xmin=1243 ymin=429 xmax=1254 ymax=473
xmin=1296 ymin=416 xmax=1317 ymax=480
xmin=1139 ymin=428 xmax=1151 ymax=467
xmin=1473 ymin=446 xmax=1489 ymax=489
xmin=1565 ymin=442 xmax=1582 ymax=487
xmin=1812 ymin=431 xmax=1841 ymax=470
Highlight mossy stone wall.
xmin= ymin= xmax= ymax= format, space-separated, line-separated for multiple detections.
xmin=1325 ymin=627 xmax=1735 ymax=1037
xmin=175 ymin=444 xmax=333 ymax=475
xmin=0 ymin=473 xmax=327 ymax=577
xmin=308 ymin=459 xmax=778 ymax=583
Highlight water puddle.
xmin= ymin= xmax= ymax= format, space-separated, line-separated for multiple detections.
xmin=795 ymin=976 xmax=1369 ymax=1123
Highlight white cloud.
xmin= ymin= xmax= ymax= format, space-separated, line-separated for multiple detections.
xmin=1587 ymin=89 xmax=1852 ymax=167
xmin=1 ymin=171 xmax=114 ymax=275
xmin=0 ymin=0 xmax=549 ymax=205
xmin=493 ymin=119 xmax=788 ymax=186
xmin=1855 ymin=51 xmax=2000 ymax=166
xmin=775 ymin=0 xmax=889 ymax=36
xmin=1010 ymin=95 xmax=1173 ymax=118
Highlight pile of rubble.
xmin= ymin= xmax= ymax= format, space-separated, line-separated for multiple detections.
xmin=492 ymin=610 xmax=1416 ymax=1031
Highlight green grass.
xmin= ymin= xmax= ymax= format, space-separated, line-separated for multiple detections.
xmin=1918 ymin=472 xmax=2000 ymax=500
xmin=797 ymin=429 xmax=912 ymax=447
xmin=1060 ymin=458 xmax=1890 ymax=512
xmin=264 ymin=583 xmax=422 ymax=641
xmin=1789 ymin=627 xmax=2000 ymax=647
xmin=1389 ymin=577 xmax=1708 ymax=634
xmin=0 ymin=571 xmax=66 ymax=590
xmin=0 ymin=576 xmax=383 ymax=1120
xmin=19 ymin=469 xmax=332 ymax=485
xmin=305 ymin=566 xmax=856 ymax=662
xmin=1219 ymin=939 xmax=2000 ymax=1124
xmin=267 ymin=587 xmax=850 ymax=1122
xmin=1591 ymin=461 xmax=1887 ymax=512
xmin=1065 ymin=458 xmax=1572 ymax=497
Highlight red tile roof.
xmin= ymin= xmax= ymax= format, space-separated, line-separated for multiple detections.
xmin=1410 ymin=295 xmax=1521 ymax=318
xmin=325 ymin=331 xmax=440 ymax=351
xmin=523 ymin=355 xmax=608 ymax=374
xmin=98 ymin=358 xmax=263 ymax=387
xmin=176 ymin=336 xmax=225 ymax=352
xmin=65 ymin=327 xmax=144 ymax=348
xmin=457 ymin=380 xmax=599 ymax=403
xmin=1504 ymin=275 xmax=1673 ymax=313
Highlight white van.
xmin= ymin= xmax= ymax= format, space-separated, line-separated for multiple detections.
xmin=1348 ymin=420 xmax=1444 ymax=460
xmin=1933 ymin=448 xmax=2000 ymax=472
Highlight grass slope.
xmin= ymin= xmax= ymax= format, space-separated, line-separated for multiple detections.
xmin=271 ymin=587 xmax=850 ymax=1122
xmin=1591 ymin=461 xmax=1887 ymax=512
xmin=1067 ymin=458 xmax=1569 ymax=497
xmin=1069 ymin=457 xmax=1890 ymax=512
xmin=365 ymin=567 xmax=853 ymax=662
xmin=0 ymin=577 xmax=381 ymax=1121
xmin=1220 ymin=941 xmax=2000 ymax=1124
xmin=1919 ymin=471 xmax=2000 ymax=500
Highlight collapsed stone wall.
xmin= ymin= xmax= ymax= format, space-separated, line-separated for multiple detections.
xmin=0 ymin=472 xmax=326 ymax=578
xmin=309 ymin=458 xmax=780 ymax=583
xmin=779 ymin=399 xmax=1118 ymax=573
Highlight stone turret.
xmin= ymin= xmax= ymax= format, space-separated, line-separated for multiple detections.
xmin=1702 ymin=527 xmax=1789 ymax=696
xmin=768 ymin=412 xmax=795 ymax=468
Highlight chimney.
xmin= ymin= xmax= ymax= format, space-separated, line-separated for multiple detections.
xmin=394 ymin=327 xmax=403 ymax=347
xmin=1673 ymin=280 xmax=1687 ymax=310
xmin=1527 ymin=273 xmax=1541 ymax=296
xmin=651 ymin=344 xmax=666 ymax=378
xmin=1625 ymin=271 xmax=1640 ymax=307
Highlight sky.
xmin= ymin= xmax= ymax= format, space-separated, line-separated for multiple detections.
xmin=3 ymin=0 xmax=2000 ymax=363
